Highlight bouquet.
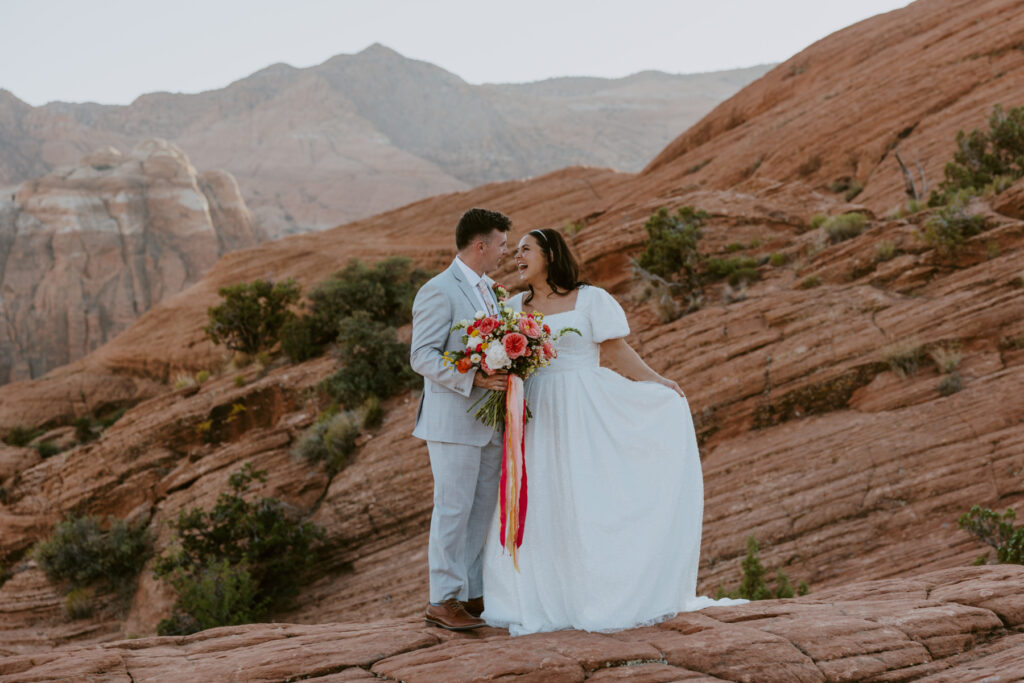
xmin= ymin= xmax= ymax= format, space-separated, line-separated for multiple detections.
xmin=442 ymin=291 xmax=579 ymax=427
xmin=442 ymin=285 xmax=578 ymax=570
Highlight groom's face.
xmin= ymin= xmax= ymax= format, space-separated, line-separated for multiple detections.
xmin=479 ymin=229 xmax=508 ymax=272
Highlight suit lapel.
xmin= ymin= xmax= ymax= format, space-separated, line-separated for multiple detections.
xmin=449 ymin=261 xmax=484 ymax=313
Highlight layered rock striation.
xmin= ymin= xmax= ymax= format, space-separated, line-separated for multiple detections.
xmin=0 ymin=140 xmax=261 ymax=385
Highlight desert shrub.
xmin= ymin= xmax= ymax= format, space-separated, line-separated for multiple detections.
xmin=36 ymin=441 xmax=61 ymax=458
xmin=203 ymin=279 xmax=301 ymax=355
xmin=921 ymin=194 xmax=987 ymax=254
xmin=196 ymin=370 xmax=211 ymax=384
xmin=635 ymin=206 xmax=708 ymax=285
xmin=3 ymin=426 xmax=44 ymax=447
xmin=769 ymin=252 xmax=789 ymax=267
xmin=1000 ymin=333 xmax=1024 ymax=350
xmin=883 ymin=340 xmax=924 ymax=377
xmin=822 ymin=213 xmax=867 ymax=243
xmin=323 ymin=312 xmax=418 ymax=408
xmin=958 ymin=505 xmax=1024 ymax=564
xmin=706 ymin=257 xmax=761 ymax=286
xmin=293 ymin=409 xmax=361 ymax=474
xmin=73 ymin=417 xmax=95 ymax=443
xmin=725 ymin=242 xmax=744 ymax=253
xmin=929 ymin=345 xmax=962 ymax=373
xmin=33 ymin=515 xmax=151 ymax=590
xmin=564 ymin=220 xmax=584 ymax=235
xmin=798 ymin=275 xmax=821 ymax=289
xmin=931 ymin=104 xmax=1024 ymax=205
xmin=359 ymin=396 xmax=383 ymax=430
xmin=715 ymin=536 xmax=809 ymax=600
xmin=809 ymin=214 xmax=828 ymax=230
xmin=939 ymin=371 xmax=963 ymax=396
xmin=64 ymin=587 xmax=95 ymax=619
xmin=308 ymin=257 xmax=427 ymax=336
xmin=234 ymin=375 xmax=246 ymax=388
xmin=173 ymin=372 xmax=197 ymax=390
xmin=280 ymin=315 xmax=323 ymax=363
xmin=158 ymin=558 xmax=262 ymax=635
xmin=154 ymin=463 xmax=323 ymax=635
xmin=874 ymin=241 xmax=898 ymax=262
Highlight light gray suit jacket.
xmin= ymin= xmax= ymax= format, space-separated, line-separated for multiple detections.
xmin=410 ymin=261 xmax=499 ymax=447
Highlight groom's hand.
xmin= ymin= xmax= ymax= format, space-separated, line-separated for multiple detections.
xmin=473 ymin=370 xmax=509 ymax=391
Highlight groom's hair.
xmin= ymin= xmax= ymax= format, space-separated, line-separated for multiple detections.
xmin=456 ymin=208 xmax=511 ymax=250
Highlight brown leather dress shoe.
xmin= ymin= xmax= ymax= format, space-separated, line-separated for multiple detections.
xmin=425 ymin=598 xmax=486 ymax=630
xmin=461 ymin=596 xmax=484 ymax=618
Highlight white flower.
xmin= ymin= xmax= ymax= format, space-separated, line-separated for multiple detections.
xmin=470 ymin=353 xmax=482 ymax=363
xmin=474 ymin=311 xmax=484 ymax=319
xmin=484 ymin=343 xmax=511 ymax=370
xmin=459 ymin=319 xmax=469 ymax=328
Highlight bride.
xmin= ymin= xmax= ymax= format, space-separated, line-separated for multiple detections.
xmin=481 ymin=228 xmax=744 ymax=636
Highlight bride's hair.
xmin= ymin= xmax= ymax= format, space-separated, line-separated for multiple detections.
xmin=524 ymin=228 xmax=586 ymax=304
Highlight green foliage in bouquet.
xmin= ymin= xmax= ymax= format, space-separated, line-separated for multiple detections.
xmin=715 ymin=536 xmax=809 ymax=600
xmin=958 ymin=505 xmax=1024 ymax=564
xmin=931 ymin=104 xmax=1024 ymax=205
xmin=154 ymin=463 xmax=324 ymax=635
xmin=33 ymin=514 xmax=152 ymax=591
xmin=322 ymin=312 xmax=419 ymax=408
xmin=203 ymin=279 xmax=301 ymax=355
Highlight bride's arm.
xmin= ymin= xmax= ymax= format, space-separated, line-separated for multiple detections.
xmin=599 ymin=338 xmax=685 ymax=397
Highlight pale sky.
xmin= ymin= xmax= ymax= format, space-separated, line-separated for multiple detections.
xmin=2 ymin=0 xmax=913 ymax=106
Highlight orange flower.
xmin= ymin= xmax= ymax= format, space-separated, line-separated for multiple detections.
xmin=503 ymin=332 xmax=528 ymax=359
xmin=456 ymin=357 xmax=474 ymax=373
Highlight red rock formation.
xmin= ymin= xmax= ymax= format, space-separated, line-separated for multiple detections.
xmin=0 ymin=140 xmax=261 ymax=385
xmin=1 ymin=567 xmax=1022 ymax=682
xmin=644 ymin=0 xmax=1024 ymax=217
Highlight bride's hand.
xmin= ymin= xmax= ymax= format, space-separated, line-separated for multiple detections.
xmin=658 ymin=377 xmax=685 ymax=398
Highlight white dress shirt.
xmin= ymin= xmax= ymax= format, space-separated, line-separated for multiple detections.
xmin=454 ymin=256 xmax=496 ymax=315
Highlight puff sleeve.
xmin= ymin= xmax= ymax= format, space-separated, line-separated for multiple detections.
xmin=587 ymin=286 xmax=630 ymax=343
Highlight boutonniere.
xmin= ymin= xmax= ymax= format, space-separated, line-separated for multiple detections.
xmin=491 ymin=282 xmax=509 ymax=302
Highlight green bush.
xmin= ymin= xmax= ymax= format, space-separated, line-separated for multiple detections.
xmin=36 ymin=441 xmax=61 ymax=458
xmin=958 ymin=505 xmax=1024 ymax=564
xmin=157 ymin=558 xmax=262 ymax=635
xmin=635 ymin=206 xmax=708 ymax=287
xmin=64 ymin=587 xmax=95 ymax=619
xmin=34 ymin=515 xmax=152 ymax=590
xmin=715 ymin=536 xmax=809 ymax=600
xmin=809 ymin=214 xmax=828 ymax=230
xmin=154 ymin=463 xmax=323 ymax=635
xmin=921 ymin=195 xmax=987 ymax=254
xmin=822 ymin=213 xmax=867 ymax=243
xmin=359 ymin=396 xmax=383 ymax=430
xmin=203 ymin=279 xmax=301 ymax=355
xmin=323 ymin=312 xmax=419 ymax=408
xmin=874 ymin=241 xmax=898 ymax=262
xmin=307 ymin=257 xmax=428 ymax=338
xmin=883 ymin=340 xmax=924 ymax=377
xmin=3 ymin=426 xmax=44 ymax=447
xmin=73 ymin=417 xmax=95 ymax=443
xmin=931 ymin=104 xmax=1024 ymax=204
xmin=293 ymin=408 xmax=364 ymax=475
xmin=798 ymin=275 xmax=821 ymax=289
xmin=706 ymin=257 xmax=761 ymax=286
xmin=769 ymin=253 xmax=789 ymax=267
xmin=280 ymin=315 xmax=323 ymax=363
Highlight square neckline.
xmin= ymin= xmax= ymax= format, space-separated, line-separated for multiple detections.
xmin=519 ymin=284 xmax=586 ymax=317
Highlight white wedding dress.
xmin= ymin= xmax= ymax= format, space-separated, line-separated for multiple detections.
xmin=481 ymin=285 xmax=744 ymax=636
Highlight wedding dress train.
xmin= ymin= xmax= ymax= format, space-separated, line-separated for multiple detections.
xmin=481 ymin=285 xmax=745 ymax=636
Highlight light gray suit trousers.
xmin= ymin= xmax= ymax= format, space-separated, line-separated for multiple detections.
xmin=410 ymin=261 xmax=502 ymax=602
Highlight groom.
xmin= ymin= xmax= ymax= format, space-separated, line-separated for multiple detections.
xmin=410 ymin=207 xmax=510 ymax=630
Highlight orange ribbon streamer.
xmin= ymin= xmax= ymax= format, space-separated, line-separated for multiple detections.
xmin=498 ymin=374 xmax=527 ymax=571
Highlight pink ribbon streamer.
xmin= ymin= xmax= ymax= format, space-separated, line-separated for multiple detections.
xmin=498 ymin=374 xmax=528 ymax=571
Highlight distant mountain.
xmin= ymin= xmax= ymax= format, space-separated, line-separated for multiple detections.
xmin=0 ymin=46 xmax=771 ymax=237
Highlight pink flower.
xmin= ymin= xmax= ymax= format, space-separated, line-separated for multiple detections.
xmin=541 ymin=341 xmax=556 ymax=360
xmin=476 ymin=316 xmax=500 ymax=337
xmin=503 ymin=332 xmax=528 ymax=359
xmin=518 ymin=316 xmax=542 ymax=338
